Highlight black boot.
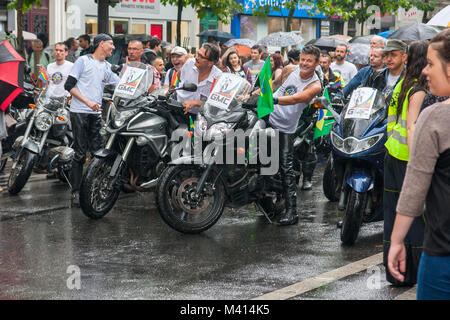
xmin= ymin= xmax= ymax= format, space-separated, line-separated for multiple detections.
xmin=70 ymin=160 xmax=83 ymax=208
xmin=278 ymin=132 xmax=299 ymax=226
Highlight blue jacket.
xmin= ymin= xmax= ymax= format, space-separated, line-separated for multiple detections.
xmin=343 ymin=66 xmax=373 ymax=98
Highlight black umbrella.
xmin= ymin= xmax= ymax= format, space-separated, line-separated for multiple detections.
xmin=197 ymin=29 xmax=235 ymax=43
xmin=305 ymin=37 xmax=346 ymax=51
xmin=0 ymin=40 xmax=25 ymax=112
xmin=388 ymin=22 xmax=441 ymax=41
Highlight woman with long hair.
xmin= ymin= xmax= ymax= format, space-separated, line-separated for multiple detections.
xmin=270 ymin=53 xmax=283 ymax=90
xmin=224 ymin=51 xmax=252 ymax=83
xmin=388 ymin=29 xmax=450 ymax=299
xmin=383 ymin=40 xmax=429 ymax=287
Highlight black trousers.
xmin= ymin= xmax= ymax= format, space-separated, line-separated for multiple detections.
xmin=279 ymin=132 xmax=297 ymax=212
xmin=70 ymin=112 xmax=103 ymax=193
xmin=383 ymin=153 xmax=425 ymax=286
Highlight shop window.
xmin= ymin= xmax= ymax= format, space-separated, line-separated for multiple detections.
xmin=85 ymin=18 xmax=97 ymax=35
xmin=348 ymin=19 xmax=356 ymax=37
xmin=132 ymin=23 xmax=147 ymax=34
xmin=169 ymin=21 xmax=189 ymax=46
xmin=240 ymin=16 xmax=257 ymax=41
xmin=34 ymin=15 xmax=48 ymax=35
xmin=112 ymin=20 xmax=128 ymax=34
xmin=268 ymin=17 xmax=283 ymax=34
xmin=330 ymin=20 xmax=344 ymax=35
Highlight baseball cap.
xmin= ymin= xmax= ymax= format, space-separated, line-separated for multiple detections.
xmin=383 ymin=39 xmax=407 ymax=53
xmin=171 ymin=46 xmax=187 ymax=56
xmin=93 ymin=33 xmax=113 ymax=51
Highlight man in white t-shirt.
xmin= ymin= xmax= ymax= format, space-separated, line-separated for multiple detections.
xmin=179 ymin=43 xmax=222 ymax=115
xmin=46 ymin=42 xmax=73 ymax=98
xmin=330 ymin=44 xmax=358 ymax=85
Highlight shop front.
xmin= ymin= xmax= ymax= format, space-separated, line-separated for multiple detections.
xmin=231 ymin=0 xmax=325 ymax=45
xmin=66 ymin=0 xmax=197 ymax=47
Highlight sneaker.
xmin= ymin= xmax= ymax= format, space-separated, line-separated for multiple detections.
xmin=301 ymin=180 xmax=312 ymax=190
xmin=71 ymin=192 xmax=80 ymax=208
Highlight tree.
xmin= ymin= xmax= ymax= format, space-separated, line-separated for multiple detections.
xmin=95 ymin=0 xmax=119 ymax=34
xmin=7 ymin=0 xmax=42 ymax=56
xmin=251 ymin=0 xmax=437 ymax=36
xmin=160 ymin=0 xmax=243 ymax=46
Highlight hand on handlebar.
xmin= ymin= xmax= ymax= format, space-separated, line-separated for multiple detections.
xmin=182 ymin=100 xmax=201 ymax=114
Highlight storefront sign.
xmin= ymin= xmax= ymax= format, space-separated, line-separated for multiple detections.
xmin=117 ymin=0 xmax=160 ymax=14
xmin=397 ymin=6 xmax=423 ymax=27
xmin=241 ymin=0 xmax=325 ymax=19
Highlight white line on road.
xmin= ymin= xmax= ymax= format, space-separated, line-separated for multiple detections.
xmin=253 ymin=252 xmax=383 ymax=300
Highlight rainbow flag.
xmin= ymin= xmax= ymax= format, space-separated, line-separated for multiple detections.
xmin=189 ymin=116 xmax=194 ymax=143
xmin=39 ymin=69 xmax=49 ymax=84
xmin=170 ymin=71 xmax=179 ymax=88
xmin=331 ymin=75 xmax=343 ymax=89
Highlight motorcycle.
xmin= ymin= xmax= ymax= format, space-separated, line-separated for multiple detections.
xmin=8 ymin=86 xmax=73 ymax=195
xmin=155 ymin=73 xmax=288 ymax=234
xmin=79 ymin=61 xmax=197 ymax=219
xmin=316 ymin=87 xmax=387 ymax=245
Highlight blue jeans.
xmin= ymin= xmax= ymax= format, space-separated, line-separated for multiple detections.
xmin=417 ymin=252 xmax=450 ymax=300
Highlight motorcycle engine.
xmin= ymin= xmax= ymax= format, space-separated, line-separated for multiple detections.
xmin=128 ymin=144 xmax=160 ymax=178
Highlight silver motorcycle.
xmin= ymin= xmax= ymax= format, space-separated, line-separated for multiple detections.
xmin=8 ymin=86 xmax=73 ymax=195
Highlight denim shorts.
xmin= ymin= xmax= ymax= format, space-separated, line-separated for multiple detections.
xmin=417 ymin=252 xmax=450 ymax=300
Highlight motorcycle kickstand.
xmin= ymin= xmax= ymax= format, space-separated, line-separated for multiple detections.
xmin=255 ymin=201 xmax=273 ymax=224
xmin=61 ymin=169 xmax=72 ymax=191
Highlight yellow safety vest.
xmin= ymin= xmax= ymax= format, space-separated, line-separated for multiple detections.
xmin=385 ymin=78 xmax=416 ymax=161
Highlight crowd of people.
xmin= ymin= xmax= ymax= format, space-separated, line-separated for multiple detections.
xmin=1 ymin=29 xmax=449 ymax=299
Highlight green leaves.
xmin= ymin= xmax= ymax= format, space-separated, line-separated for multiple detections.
xmin=7 ymin=0 xmax=41 ymax=12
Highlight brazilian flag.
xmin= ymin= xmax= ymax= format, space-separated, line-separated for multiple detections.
xmin=313 ymin=87 xmax=335 ymax=140
xmin=257 ymin=58 xmax=273 ymax=119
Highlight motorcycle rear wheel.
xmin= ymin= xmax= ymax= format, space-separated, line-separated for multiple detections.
xmin=340 ymin=190 xmax=366 ymax=246
xmin=8 ymin=151 xmax=35 ymax=195
xmin=79 ymin=157 xmax=120 ymax=219
xmin=156 ymin=165 xmax=226 ymax=234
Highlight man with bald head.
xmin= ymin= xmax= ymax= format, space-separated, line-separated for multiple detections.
xmin=370 ymin=35 xmax=385 ymax=49
xmin=343 ymin=47 xmax=385 ymax=98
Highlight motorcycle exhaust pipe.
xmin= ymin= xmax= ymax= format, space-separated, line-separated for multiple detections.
xmin=140 ymin=178 xmax=158 ymax=189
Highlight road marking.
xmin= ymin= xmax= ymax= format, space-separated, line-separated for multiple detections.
xmin=253 ymin=252 xmax=383 ymax=300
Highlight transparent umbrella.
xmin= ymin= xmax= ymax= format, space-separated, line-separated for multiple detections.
xmin=347 ymin=43 xmax=370 ymax=66
xmin=257 ymin=32 xmax=304 ymax=47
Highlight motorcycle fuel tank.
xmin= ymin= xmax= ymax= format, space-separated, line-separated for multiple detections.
xmin=127 ymin=112 xmax=167 ymax=133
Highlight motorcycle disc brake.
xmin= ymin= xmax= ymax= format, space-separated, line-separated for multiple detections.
xmin=176 ymin=177 xmax=211 ymax=214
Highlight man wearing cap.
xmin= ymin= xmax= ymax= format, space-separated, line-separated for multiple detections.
xmin=164 ymin=46 xmax=188 ymax=89
xmin=364 ymin=39 xmax=407 ymax=103
xmin=64 ymin=33 xmax=120 ymax=207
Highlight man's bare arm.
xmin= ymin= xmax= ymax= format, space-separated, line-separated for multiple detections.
xmin=276 ymin=81 xmax=321 ymax=105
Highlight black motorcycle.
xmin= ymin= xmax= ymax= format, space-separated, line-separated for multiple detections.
xmin=79 ymin=61 xmax=197 ymax=219
xmin=156 ymin=73 xmax=287 ymax=234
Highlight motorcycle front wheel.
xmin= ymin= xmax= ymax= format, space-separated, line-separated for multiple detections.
xmin=323 ymin=155 xmax=339 ymax=202
xmin=156 ymin=165 xmax=226 ymax=234
xmin=8 ymin=150 xmax=35 ymax=195
xmin=340 ymin=190 xmax=367 ymax=246
xmin=79 ymin=157 xmax=120 ymax=219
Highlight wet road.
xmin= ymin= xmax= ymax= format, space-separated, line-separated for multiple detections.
xmin=0 ymin=162 xmax=416 ymax=300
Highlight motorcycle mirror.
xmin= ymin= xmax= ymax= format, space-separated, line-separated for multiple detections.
xmin=178 ymin=82 xmax=197 ymax=92
xmin=313 ymin=97 xmax=330 ymax=109
xmin=24 ymin=65 xmax=32 ymax=75
xmin=111 ymin=64 xmax=123 ymax=75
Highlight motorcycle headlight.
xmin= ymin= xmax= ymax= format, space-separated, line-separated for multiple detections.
xmin=331 ymin=131 xmax=383 ymax=155
xmin=35 ymin=112 xmax=53 ymax=131
xmin=205 ymin=122 xmax=234 ymax=141
xmin=195 ymin=115 xmax=208 ymax=136
xmin=113 ymin=109 xmax=138 ymax=128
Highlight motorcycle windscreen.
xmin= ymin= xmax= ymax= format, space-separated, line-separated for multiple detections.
xmin=340 ymin=87 xmax=386 ymax=140
xmin=203 ymin=73 xmax=251 ymax=123
xmin=113 ymin=61 xmax=153 ymax=100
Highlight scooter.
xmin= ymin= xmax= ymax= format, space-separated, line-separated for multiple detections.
xmin=315 ymin=87 xmax=387 ymax=245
